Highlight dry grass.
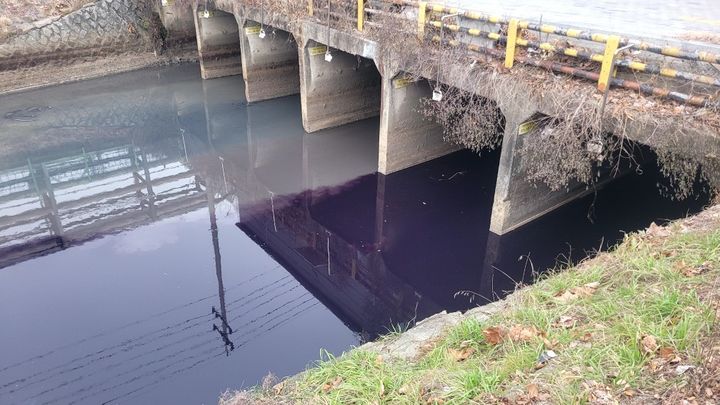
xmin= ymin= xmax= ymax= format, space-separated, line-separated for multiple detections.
xmin=0 ymin=15 xmax=12 ymax=40
xmin=55 ymin=0 xmax=94 ymax=14
xmin=676 ymin=32 xmax=720 ymax=45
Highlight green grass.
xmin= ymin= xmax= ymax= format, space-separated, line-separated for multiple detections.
xmin=239 ymin=223 xmax=720 ymax=404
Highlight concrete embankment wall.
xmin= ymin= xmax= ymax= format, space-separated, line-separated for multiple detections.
xmin=0 ymin=0 xmax=162 ymax=69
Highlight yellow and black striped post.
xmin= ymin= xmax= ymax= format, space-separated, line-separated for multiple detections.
xmin=357 ymin=0 xmax=365 ymax=31
xmin=418 ymin=1 xmax=427 ymax=40
xmin=504 ymin=18 xmax=520 ymax=68
xmin=598 ymin=35 xmax=620 ymax=92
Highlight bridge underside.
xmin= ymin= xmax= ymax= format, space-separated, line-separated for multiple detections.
xmin=379 ymin=72 xmax=460 ymax=174
xmin=193 ymin=7 xmax=242 ymax=80
xmin=299 ymin=40 xmax=381 ymax=133
xmin=180 ymin=3 xmax=716 ymax=236
xmin=240 ymin=21 xmax=300 ymax=103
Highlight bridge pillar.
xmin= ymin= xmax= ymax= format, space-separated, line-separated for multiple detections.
xmin=378 ymin=72 xmax=460 ymax=174
xmin=193 ymin=7 xmax=242 ymax=80
xmin=239 ymin=21 xmax=300 ymax=103
xmin=299 ymin=40 xmax=381 ymax=133
xmin=156 ymin=0 xmax=196 ymax=47
xmin=490 ymin=106 xmax=596 ymax=235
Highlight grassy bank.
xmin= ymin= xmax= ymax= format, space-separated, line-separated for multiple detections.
xmin=225 ymin=206 xmax=720 ymax=405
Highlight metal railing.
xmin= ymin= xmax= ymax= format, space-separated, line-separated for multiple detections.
xmin=321 ymin=0 xmax=720 ymax=107
xmin=237 ymin=0 xmax=719 ymax=106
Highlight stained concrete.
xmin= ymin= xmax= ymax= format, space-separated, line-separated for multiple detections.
xmin=193 ymin=8 xmax=242 ymax=80
xmin=299 ymin=40 xmax=381 ymax=133
xmin=360 ymin=311 xmax=464 ymax=361
xmin=488 ymin=104 xmax=566 ymax=235
xmin=358 ymin=299 xmax=508 ymax=361
xmin=157 ymin=0 xmax=196 ymax=46
xmin=378 ymin=73 xmax=461 ymax=174
xmin=239 ymin=20 xmax=299 ymax=103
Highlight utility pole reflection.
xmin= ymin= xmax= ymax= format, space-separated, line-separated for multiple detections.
xmin=207 ymin=179 xmax=234 ymax=355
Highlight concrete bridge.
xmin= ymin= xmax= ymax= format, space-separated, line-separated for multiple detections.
xmin=156 ymin=0 xmax=720 ymax=235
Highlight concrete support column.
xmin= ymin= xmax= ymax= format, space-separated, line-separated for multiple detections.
xmin=378 ymin=72 xmax=460 ymax=174
xmin=157 ymin=0 xmax=196 ymax=46
xmin=239 ymin=21 xmax=300 ymax=103
xmin=490 ymin=106 xmax=591 ymax=235
xmin=193 ymin=8 xmax=242 ymax=80
xmin=299 ymin=40 xmax=381 ymax=133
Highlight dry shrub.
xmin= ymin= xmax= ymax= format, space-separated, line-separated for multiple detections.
xmin=420 ymin=84 xmax=503 ymax=153
xmin=55 ymin=0 xmax=94 ymax=15
xmin=676 ymin=31 xmax=720 ymax=45
xmin=519 ymin=122 xmax=595 ymax=190
xmin=0 ymin=15 xmax=12 ymax=40
xmin=235 ymin=0 xmax=355 ymax=32
xmin=517 ymin=93 xmax=609 ymax=191
xmin=657 ymin=150 xmax=706 ymax=200
xmin=656 ymin=146 xmax=720 ymax=201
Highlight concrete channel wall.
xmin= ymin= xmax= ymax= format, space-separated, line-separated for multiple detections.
xmin=0 ymin=0 xmax=161 ymax=69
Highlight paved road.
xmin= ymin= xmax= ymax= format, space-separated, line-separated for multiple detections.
xmin=450 ymin=0 xmax=720 ymax=45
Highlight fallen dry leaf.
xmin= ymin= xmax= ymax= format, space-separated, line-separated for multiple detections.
xmin=647 ymin=222 xmax=671 ymax=238
xmin=659 ymin=347 xmax=676 ymax=359
xmin=273 ymin=381 xmax=286 ymax=395
xmin=553 ymin=282 xmax=600 ymax=303
xmin=640 ymin=335 xmax=658 ymax=356
xmin=553 ymin=290 xmax=577 ymax=304
xmin=508 ymin=324 xmax=541 ymax=342
xmin=648 ymin=357 xmax=665 ymax=372
xmin=483 ymin=326 xmax=507 ymax=345
xmin=322 ymin=376 xmax=343 ymax=393
xmin=574 ymin=282 xmax=600 ymax=297
xmin=555 ymin=315 xmax=577 ymax=329
xmin=527 ymin=383 xmax=539 ymax=399
xmin=542 ymin=336 xmax=559 ymax=350
xmin=585 ymin=381 xmax=617 ymax=404
xmin=678 ymin=260 xmax=712 ymax=277
xmin=448 ymin=347 xmax=476 ymax=362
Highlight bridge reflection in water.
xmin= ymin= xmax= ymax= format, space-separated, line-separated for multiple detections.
xmin=0 ymin=64 xmax=708 ymax=404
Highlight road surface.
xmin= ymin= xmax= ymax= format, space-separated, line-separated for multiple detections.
xmin=452 ymin=0 xmax=720 ymax=45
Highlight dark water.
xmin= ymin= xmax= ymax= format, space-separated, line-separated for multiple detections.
xmin=0 ymin=63 xmax=709 ymax=404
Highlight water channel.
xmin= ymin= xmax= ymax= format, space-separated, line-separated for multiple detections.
xmin=0 ymin=63 xmax=709 ymax=404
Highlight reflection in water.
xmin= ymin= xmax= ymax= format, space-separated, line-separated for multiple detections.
xmin=0 ymin=64 xmax=709 ymax=404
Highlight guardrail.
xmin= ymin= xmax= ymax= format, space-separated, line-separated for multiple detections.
xmin=297 ymin=0 xmax=720 ymax=107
